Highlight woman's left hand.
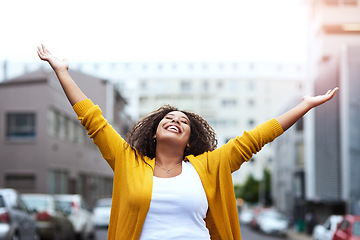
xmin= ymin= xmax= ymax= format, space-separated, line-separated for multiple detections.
xmin=302 ymin=87 xmax=339 ymax=109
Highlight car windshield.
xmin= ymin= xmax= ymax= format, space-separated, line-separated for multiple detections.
xmin=23 ymin=197 xmax=48 ymax=211
xmin=56 ymin=200 xmax=72 ymax=212
xmin=262 ymin=211 xmax=287 ymax=221
xmin=353 ymin=221 xmax=360 ymax=236
xmin=96 ymin=200 xmax=111 ymax=208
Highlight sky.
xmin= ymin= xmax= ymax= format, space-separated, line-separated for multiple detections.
xmin=0 ymin=0 xmax=308 ymax=63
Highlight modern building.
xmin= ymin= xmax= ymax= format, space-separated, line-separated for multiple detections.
xmin=272 ymin=0 xmax=360 ymax=227
xmin=0 ymin=69 xmax=132 ymax=206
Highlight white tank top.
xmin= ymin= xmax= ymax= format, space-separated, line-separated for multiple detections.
xmin=139 ymin=161 xmax=210 ymax=240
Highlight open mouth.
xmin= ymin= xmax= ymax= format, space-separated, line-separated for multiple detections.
xmin=165 ymin=125 xmax=181 ymax=133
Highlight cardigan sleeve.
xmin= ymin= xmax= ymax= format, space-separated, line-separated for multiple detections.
xmin=72 ymin=99 xmax=127 ymax=170
xmin=215 ymin=118 xmax=283 ymax=173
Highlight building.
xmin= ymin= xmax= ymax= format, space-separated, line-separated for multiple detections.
xmin=1 ymin=60 xmax=304 ymax=185
xmin=272 ymin=0 xmax=360 ymax=227
xmin=76 ymin=61 xmax=304 ymax=185
xmin=0 ymin=69 xmax=132 ymax=206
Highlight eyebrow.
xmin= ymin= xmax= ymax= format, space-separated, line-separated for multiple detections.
xmin=166 ymin=113 xmax=189 ymax=121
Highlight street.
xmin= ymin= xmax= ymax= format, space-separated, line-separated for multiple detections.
xmin=240 ymin=224 xmax=288 ymax=240
xmin=94 ymin=227 xmax=108 ymax=240
xmin=93 ymin=224 xmax=291 ymax=240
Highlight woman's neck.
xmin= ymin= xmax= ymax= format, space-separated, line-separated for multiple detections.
xmin=155 ymin=142 xmax=184 ymax=167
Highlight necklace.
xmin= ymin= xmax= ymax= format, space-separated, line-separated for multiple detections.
xmin=155 ymin=161 xmax=182 ymax=174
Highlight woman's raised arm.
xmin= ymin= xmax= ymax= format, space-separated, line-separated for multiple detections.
xmin=37 ymin=44 xmax=87 ymax=105
xmin=275 ymin=87 xmax=339 ymax=131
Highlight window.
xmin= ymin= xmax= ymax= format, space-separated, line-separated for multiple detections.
xmin=248 ymin=119 xmax=255 ymax=127
xmin=247 ymin=80 xmax=255 ymax=92
xmin=156 ymin=80 xmax=165 ymax=93
xmin=296 ymin=117 xmax=304 ymax=131
xmin=180 ymin=81 xmax=191 ymax=92
xmin=202 ymin=81 xmax=209 ymax=92
xmin=217 ymin=80 xmax=224 ymax=89
xmin=221 ymin=99 xmax=237 ymax=107
xmin=140 ymin=81 xmax=147 ymax=90
xmin=47 ymin=109 xmax=57 ymax=137
xmin=5 ymin=173 xmax=36 ymax=192
xmin=339 ymin=220 xmax=350 ymax=231
xmin=248 ymin=99 xmax=255 ymax=107
xmin=354 ymin=222 xmax=360 ymax=236
xmin=48 ymin=170 xmax=68 ymax=194
xmin=6 ymin=113 xmax=36 ymax=140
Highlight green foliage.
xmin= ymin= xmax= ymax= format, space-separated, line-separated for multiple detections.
xmin=234 ymin=168 xmax=272 ymax=205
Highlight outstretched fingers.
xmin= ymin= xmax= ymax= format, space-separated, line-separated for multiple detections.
xmin=37 ymin=44 xmax=51 ymax=60
xmin=326 ymin=87 xmax=339 ymax=99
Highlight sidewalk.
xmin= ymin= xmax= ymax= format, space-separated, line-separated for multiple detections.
xmin=287 ymin=228 xmax=312 ymax=240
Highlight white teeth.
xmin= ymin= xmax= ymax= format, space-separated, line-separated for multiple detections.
xmin=167 ymin=126 xmax=179 ymax=132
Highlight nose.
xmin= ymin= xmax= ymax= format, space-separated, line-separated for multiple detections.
xmin=171 ymin=117 xmax=180 ymax=124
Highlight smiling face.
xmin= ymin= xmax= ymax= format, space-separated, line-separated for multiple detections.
xmin=155 ymin=111 xmax=191 ymax=148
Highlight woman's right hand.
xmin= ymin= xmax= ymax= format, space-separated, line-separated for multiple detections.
xmin=37 ymin=44 xmax=69 ymax=72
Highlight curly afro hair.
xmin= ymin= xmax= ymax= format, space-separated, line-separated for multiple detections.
xmin=125 ymin=105 xmax=218 ymax=163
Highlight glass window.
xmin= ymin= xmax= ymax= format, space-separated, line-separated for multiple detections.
xmin=339 ymin=220 xmax=350 ymax=230
xmin=58 ymin=114 xmax=66 ymax=140
xmin=5 ymin=174 xmax=36 ymax=191
xmin=6 ymin=113 xmax=36 ymax=140
xmin=217 ymin=80 xmax=224 ymax=89
xmin=248 ymin=99 xmax=255 ymax=107
xmin=140 ymin=81 xmax=147 ymax=90
xmin=353 ymin=222 xmax=360 ymax=236
xmin=221 ymin=99 xmax=237 ymax=107
xmin=248 ymin=119 xmax=255 ymax=127
xmin=48 ymin=170 xmax=68 ymax=194
xmin=75 ymin=125 xmax=85 ymax=144
xmin=202 ymin=81 xmax=209 ymax=92
xmin=47 ymin=109 xmax=56 ymax=137
xmin=180 ymin=81 xmax=191 ymax=92
xmin=68 ymin=120 xmax=76 ymax=142
xmin=156 ymin=80 xmax=165 ymax=93
xmin=247 ymin=80 xmax=255 ymax=92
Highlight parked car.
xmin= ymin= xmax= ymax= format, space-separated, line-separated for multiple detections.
xmin=0 ymin=188 xmax=39 ymax=240
xmin=256 ymin=209 xmax=288 ymax=236
xmin=332 ymin=215 xmax=360 ymax=240
xmin=55 ymin=194 xmax=94 ymax=240
xmin=22 ymin=194 xmax=75 ymax=240
xmin=313 ymin=215 xmax=343 ymax=240
xmin=239 ymin=209 xmax=254 ymax=225
xmin=92 ymin=198 xmax=111 ymax=228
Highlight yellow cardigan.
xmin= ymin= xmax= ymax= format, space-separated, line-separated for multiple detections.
xmin=73 ymin=99 xmax=284 ymax=240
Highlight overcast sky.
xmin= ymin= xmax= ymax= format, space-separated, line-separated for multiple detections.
xmin=0 ymin=0 xmax=307 ymax=63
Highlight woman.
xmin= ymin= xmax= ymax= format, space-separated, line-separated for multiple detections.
xmin=37 ymin=44 xmax=338 ymax=240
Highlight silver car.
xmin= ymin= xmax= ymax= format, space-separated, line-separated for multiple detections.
xmin=55 ymin=194 xmax=95 ymax=240
xmin=22 ymin=194 xmax=75 ymax=240
xmin=0 ymin=188 xmax=39 ymax=240
xmin=92 ymin=198 xmax=111 ymax=228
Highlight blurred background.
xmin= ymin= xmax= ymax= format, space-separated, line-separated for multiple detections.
xmin=0 ymin=0 xmax=359 ymax=239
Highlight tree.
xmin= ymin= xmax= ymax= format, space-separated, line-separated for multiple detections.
xmin=233 ymin=168 xmax=272 ymax=205
xmin=234 ymin=174 xmax=259 ymax=203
